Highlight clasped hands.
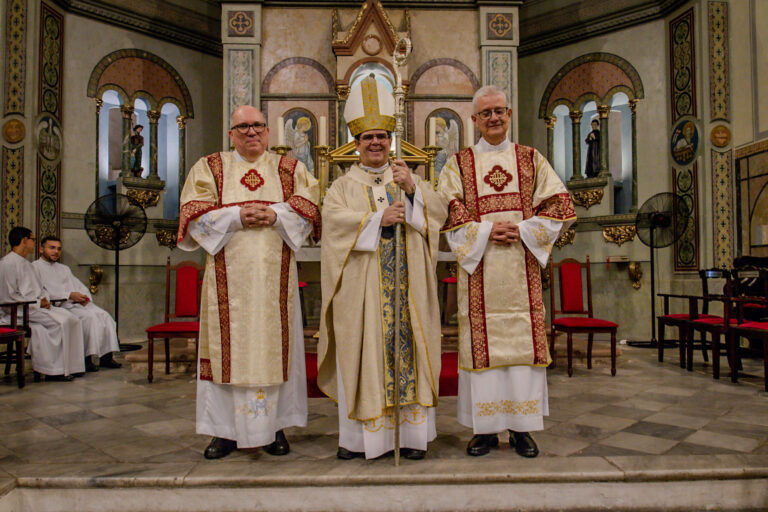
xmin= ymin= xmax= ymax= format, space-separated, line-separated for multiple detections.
xmin=381 ymin=159 xmax=413 ymax=227
xmin=240 ymin=203 xmax=276 ymax=228
xmin=490 ymin=221 xmax=520 ymax=245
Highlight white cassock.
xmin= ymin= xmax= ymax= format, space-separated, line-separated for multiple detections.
xmin=444 ymin=138 xmax=569 ymax=434
xmin=336 ymin=163 xmax=436 ymax=459
xmin=0 ymin=252 xmax=85 ymax=376
xmin=32 ymin=259 xmax=119 ymax=358
xmin=179 ymin=157 xmax=309 ymax=448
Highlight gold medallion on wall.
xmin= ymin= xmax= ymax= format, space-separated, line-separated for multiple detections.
xmin=710 ymin=124 xmax=731 ymax=148
xmin=2 ymin=119 xmax=25 ymax=144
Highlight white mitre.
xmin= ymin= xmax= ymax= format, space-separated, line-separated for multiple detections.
xmin=343 ymin=74 xmax=396 ymax=136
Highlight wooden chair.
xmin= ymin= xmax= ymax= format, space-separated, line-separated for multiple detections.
xmin=727 ymin=317 xmax=768 ymax=391
xmin=549 ymin=256 xmax=619 ymax=377
xmin=658 ymin=269 xmax=728 ymax=368
xmin=730 ymin=268 xmax=768 ymax=321
xmin=145 ymin=257 xmax=203 ymax=383
xmin=0 ymin=301 xmax=32 ymax=388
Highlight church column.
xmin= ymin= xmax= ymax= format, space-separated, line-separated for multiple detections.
xmin=569 ymin=110 xmax=583 ymax=180
xmin=147 ymin=109 xmax=161 ymax=181
xmin=221 ymin=4 xmax=262 ymax=149
xmin=479 ymin=6 xmax=519 ymax=141
xmin=94 ymin=99 xmax=103 ymax=198
xmin=120 ymin=105 xmax=134 ymax=177
xmin=545 ymin=116 xmax=556 ymax=161
xmin=336 ymin=84 xmax=349 ymax=147
xmin=597 ymin=104 xmax=610 ymax=177
xmin=629 ymin=99 xmax=639 ymax=211
xmin=177 ymin=116 xmax=187 ymax=188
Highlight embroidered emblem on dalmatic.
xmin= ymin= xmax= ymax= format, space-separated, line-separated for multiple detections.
xmin=483 ymin=165 xmax=513 ymax=192
xmin=240 ymin=169 xmax=264 ymax=191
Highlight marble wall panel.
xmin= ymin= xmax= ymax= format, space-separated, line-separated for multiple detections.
xmin=228 ymin=48 xmax=255 ymax=119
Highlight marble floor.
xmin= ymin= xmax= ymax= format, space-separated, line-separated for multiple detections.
xmin=0 ymin=344 xmax=767 ymax=511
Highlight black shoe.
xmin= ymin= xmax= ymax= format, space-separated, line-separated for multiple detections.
xmin=401 ymin=448 xmax=426 ymax=460
xmin=203 ymin=437 xmax=237 ymax=459
xmin=46 ymin=374 xmax=75 ymax=382
xmin=99 ymin=354 xmax=122 ymax=369
xmin=509 ymin=431 xmax=539 ymax=458
xmin=466 ymin=434 xmax=499 ymax=456
xmin=85 ymin=358 xmax=99 ymax=372
xmin=337 ymin=446 xmax=365 ymax=460
xmin=263 ymin=430 xmax=290 ymax=456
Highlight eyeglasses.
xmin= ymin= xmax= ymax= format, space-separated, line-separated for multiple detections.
xmin=359 ymin=133 xmax=390 ymax=142
xmin=231 ymin=122 xmax=267 ymax=134
xmin=475 ymin=107 xmax=509 ymax=120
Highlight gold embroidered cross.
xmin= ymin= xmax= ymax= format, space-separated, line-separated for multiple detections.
xmin=483 ymin=165 xmax=513 ymax=192
xmin=240 ymin=168 xmax=264 ymax=191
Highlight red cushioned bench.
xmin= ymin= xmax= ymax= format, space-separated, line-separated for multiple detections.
xmin=305 ymin=351 xmax=459 ymax=398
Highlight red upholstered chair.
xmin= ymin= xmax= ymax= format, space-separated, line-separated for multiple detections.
xmin=727 ymin=320 xmax=768 ymax=391
xmin=658 ymin=269 xmax=728 ymax=368
xmin=146 ymin=257 xmax=203 ymax=383
xmin=0 ymin=301 xmax=31 ymax=388
xmin=549 ymin=256 xmax=619 ymax=377
xmin=730 ymin=268 xmax=768 ymax=321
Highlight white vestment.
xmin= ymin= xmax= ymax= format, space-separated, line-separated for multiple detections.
xmin=179 ymin=150 xmax=310 ymax=448
xmin=444 ymin=138 xmax=569 ymax=434
xmin=0 ymin=252 xmax=85 ymax=376
xmin=32 ymin=259 xmax=119 ymax=358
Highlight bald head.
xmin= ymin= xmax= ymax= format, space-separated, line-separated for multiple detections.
xmin=229 ymin=105 xmax=270 ymax=162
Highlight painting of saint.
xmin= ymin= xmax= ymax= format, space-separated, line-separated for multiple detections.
xmin=670 ymin=119 xmax=698 ymax=166
xmin=427 ymin=109 xmax=461 ymax=180
xmin=284 ymin=109 xmax=316 ymax=176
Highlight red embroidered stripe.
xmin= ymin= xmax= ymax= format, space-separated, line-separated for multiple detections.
xmin=199 ymin=359 xmax=213 ymax=381
xmin=477 ymin=193 xmax=522 ymax=216
xmin=177 ymin=200 xmax=216 ymax=243
xmin=441 ymin=199 xmax=474 ymax=231
xmin=515 ymin=145 xmax=536 ymax=219
xmin=279 ymin=244 xmax=291 ymax=380
xmin=214 ymin=249 xmax=231 ymax=383
xmin=278 ymin=155 xmax=297 ymax=199
xmin=536 ymin=193 xmax=576 ymax=220
xmin=207 ymin=152 xmax=225 ymax=199
xmin=287 ymin=195 xmax=322 ymax=241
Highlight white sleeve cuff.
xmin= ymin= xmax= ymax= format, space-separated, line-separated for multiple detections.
xmin=518 ymin=217 xmax=563 ymax=267
xmin=353 ymin=210 xmax=385 ymax=252
xmin=271 ymin=202 xmax=312 ymax=252
xmin=404 ymin=186 xmax=426 ymax=235
xmin=185 ymin=206 xmax=243 ymax=255
xmin=445 ymin=221 xmax=492 ymax=275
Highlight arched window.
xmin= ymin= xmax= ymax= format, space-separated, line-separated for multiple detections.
xmin=98 ymin=89 xmax=122 ymax=197
xmin=132 ymin=97 xmax=151 ymax=178
xmin=159 ymin=103 xmax=180 ymax=219
xmin=551 ymin=104 xmax=571 ymax=182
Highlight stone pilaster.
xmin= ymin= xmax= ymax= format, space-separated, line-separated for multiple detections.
xmin=597 ymin=104 xmax=610 ymax=177
xmin=120 ymin=105 xmax=134 ymax=177
xmin=176 ymin=116 xmax=187 ymax=188
xmin=544 ymin=116 xmax=556 ymax=161
xmin=221 ymin=3 xmax=262 ymax=149
xmin=479 ymin=6 xmax=519 ymax=141
xmin=147 ymin=109 xmax=161 ymax=181
xmin=569 ymin=110 xmax=583 ymax=180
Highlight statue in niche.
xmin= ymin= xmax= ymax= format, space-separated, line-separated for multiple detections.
xmin=129 ymin=124 xmax=144 ymax=177
xmin=584 ymin=118 xmax=600 ymax=178
xmin=428 ymin=111 xmax=460 ymax=180
xmin=285 ymin=114 xmax=315 ymax=176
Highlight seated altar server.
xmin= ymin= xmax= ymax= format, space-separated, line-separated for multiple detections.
xmin=317 ymin=75 xmax=447 ymax=460
xmin=33 ymin=236 xmax=121 ymax=371
xmin=0 ymin=227 xmax=85 ymax=380
xmin=177 ymin=105 xmax=320 ymax=459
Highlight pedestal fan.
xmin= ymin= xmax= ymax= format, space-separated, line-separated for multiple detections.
xmin=631 ymin=192 xmax=690 ymax=346
xmin=84 ymin=193 xmax=147 ymax=348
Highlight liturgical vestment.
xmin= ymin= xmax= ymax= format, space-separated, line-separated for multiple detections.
xmin=438 ymin=138 xmax=576 ymax=434
xmin=178 ymin=150 xmax=320 ymax=448
xmin=0 ymin=252 xmax=85 ymax=376
xmin=318 ymin=164 xmax=446 ymax=458
xmin=32 ymin=259 xmax=119 ymax=358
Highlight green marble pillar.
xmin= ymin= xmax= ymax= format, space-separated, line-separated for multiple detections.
xmin=147 ymin=110 xmax=160 ymax=181
xmin=597 ymin=105 xmax=610 ymax=178
xmin=569 ymin=110 xmax=583 ymax=180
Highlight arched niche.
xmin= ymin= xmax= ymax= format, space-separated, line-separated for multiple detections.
xmin=261 ymin=57 xmax=335 ymax=95
xmin=410 ymin=59 xmax=480 ymax=96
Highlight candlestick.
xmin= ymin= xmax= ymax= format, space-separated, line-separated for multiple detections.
xmin=319 ymin=116 xmax=327 ymax=146
xmin=277 ymin=116 xmax=285 ymax=146
xmin=465 ymin=117 xmax=474 ymax=148
xmin=428 ymin=117 xmax=436 ymax=147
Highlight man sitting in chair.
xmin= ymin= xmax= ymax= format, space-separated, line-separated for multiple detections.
xmin=0 ymin=227 xmax=86 ymax=380
xmin=33 ymin=236 xmax=121 ymax=371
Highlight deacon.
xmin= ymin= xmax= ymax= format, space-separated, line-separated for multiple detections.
xmin=33 ymin=236 xmax=121 ymax=371
xmin=0 ymin=227 xmax=86 ymax=380
xmin=317 ymin=76 xmax=446 ymax=460
xmin=437 ymin=86 xmax=576 ymax=458
xmin=177 ymin=105 xmax=320 ymax=460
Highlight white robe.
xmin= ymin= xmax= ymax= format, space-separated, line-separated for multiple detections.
xmin=180 ymin=151 xmax=310 ymax=448
xmin=32 ymin=259 xmax=119 ymax=358
xmin=0 ymin=252 xmax=85 ymax=376
xmin=446 ymin=138 xmax=557 ymax=434
xmin=338 ymin=162 xmax=436 ymax=459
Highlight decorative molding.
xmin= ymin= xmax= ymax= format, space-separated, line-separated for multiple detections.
xmin=408 ymin=58 xmax=481 ymax=93
xmin=708 ymin=1 xmax=730 ymax=122
xmin=519 ymin=0 xmax=688 ymax=56
xmin=1 ymin=147 xmax=23 ymax=255
xmin=669 ymin=8 xmax=697 ymax=123
xmin=51 ymin=0 xmax=221 ymax=57
xmin=261 ymin=57 xmax=335 ymax=95
xmin=735 ymin=139 xmax=768 ymax=159
xmin=673 ymin=163 xmax=699 ymax=271
xmin=554 ymin=228 xmax=575 ymax=249
xmin=628 ymin=262 xmax=643 ymax=290
xmin=126 ymin=188 xmax=160 ymax=209
xmin=155 ymin=229 xmax=177 ymax=249
xmin=602 ymin=225 xmax=636 ymax=246
xmin=571 ymin=188 xmax=604 ymax=210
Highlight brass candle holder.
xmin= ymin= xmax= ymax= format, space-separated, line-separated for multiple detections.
xmin=423 ymin=145 xmax=440 ymax=190
xmin=271 ymin=145 xmax=292 ymax=156
xmin=314 ymin=145 xmax=332 ymax=204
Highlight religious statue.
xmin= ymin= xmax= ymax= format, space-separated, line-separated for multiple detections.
xmin=433 ymin=116 xmax=459 ymax=180
xmin=584 ymin=118 xmax=600 ymax=178
xmin=130 ymin=124 xmax=144 ymax=177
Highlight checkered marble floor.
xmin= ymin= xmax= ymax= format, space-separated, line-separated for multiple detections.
xmin=0 ymin=344 xmax=765 ymax=466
